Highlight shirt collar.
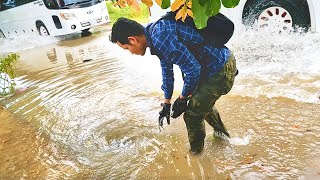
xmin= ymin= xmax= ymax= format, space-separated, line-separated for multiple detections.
xmin=144 ymin=23 xmax=157 ymax=55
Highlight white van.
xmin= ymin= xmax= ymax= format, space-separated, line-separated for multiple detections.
xmin=0 ymin=0 xmax=110 ymax=37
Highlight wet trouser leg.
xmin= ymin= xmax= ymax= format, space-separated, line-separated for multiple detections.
xmin=205 ymin=106 xmax=230 ymax=137
xmin=183 ymin=54 xmax=237 ymax=153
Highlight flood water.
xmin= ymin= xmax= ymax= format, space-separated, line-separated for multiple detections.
xmin=0 ymin=25 xmax=320 ymax=179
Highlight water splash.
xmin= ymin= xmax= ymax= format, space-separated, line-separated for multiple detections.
xmin=228 ymin=26 xmax=320 ymax=104
xmin=228 ymin=129 xmax=254 ymax=146
xmin=229 ymin=135 xmax=252 ymax=146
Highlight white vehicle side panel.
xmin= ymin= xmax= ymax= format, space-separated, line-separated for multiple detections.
xmin=0 ymin=1 xmax=110 ymax=37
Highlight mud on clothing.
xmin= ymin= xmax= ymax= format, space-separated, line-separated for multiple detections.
xmin=184 ymin=54 xmax=237 ymax=152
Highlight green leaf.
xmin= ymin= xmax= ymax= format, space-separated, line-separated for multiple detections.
xmin=161 ymin=0 xmax=171 ymax=9
xmin=199 ymin=0 xmax=206 ymax=6
xmin=0 ymin=53 xmax=19 ymax=96
xmin=192 ymin=0 xmax=209 ymax=29
xmin=221 ymin=0 xmax=240 ymax=8
xmin=206 ymin=0 xmax=221 ymax=16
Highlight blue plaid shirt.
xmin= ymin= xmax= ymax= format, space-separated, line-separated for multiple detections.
xmin=144 ymin=19 xmax=231 ymax=99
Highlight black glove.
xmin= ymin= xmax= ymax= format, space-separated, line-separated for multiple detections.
xmin=158 ymin=103 xmax=171 ymax=127
xmin=171 ymin=97 xmax=189 ymax=118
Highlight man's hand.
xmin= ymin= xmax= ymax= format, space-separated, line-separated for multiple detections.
xmin=159 ymin=103 xmax=171 ymax=127
xmin=171 ymin=96 xmax=189 ymax=118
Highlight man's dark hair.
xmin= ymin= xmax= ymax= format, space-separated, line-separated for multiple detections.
xmin=109 ymin=18 xmax=145 ymax=45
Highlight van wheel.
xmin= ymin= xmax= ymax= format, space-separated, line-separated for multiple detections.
xmin=242 ymin=0 xmax=311 ymax=32
xmin=81 ymin=28 xmax=92 ymax=37
xmin=0 ymin=29 xmax=5 ymax=38
xmin=82 ymin=28 xmax=90 ymax=32
xmin=36 ymin=22 xmax=50 ymax=36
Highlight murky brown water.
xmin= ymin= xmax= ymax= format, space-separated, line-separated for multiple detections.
xmin=0 ymin=26 xmax=320 ymax=179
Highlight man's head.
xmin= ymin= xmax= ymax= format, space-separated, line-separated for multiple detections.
xmin=110 ymin=18 xmax=148 ymax=56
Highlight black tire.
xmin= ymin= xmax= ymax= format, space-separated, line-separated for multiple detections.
xmin=0 ymin=29 xmax=5 ymax=38
xmin=81 ymin=28 xmax=92 ymax=37
xmin=242 ymin=0 xmax=311 ymax=30
xmin=82 ymin=28 xmax=90 ymax=32
xmin=36 ymin=22 xmax=50 ymax=36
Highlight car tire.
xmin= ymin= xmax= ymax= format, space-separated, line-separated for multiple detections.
xmin=82 ymin=28 xmax=90 ymax=32
xmin=242 ymin=0 xmax=311 ymax=31
xmin=36 ymin=22 xmax=50 ymax=36
xmin=81 ymin=28 xmax=92 ymax=37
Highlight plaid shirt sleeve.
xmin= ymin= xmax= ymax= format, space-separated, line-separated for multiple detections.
xmin=153 ymin=24 xmax=201 ymax=99
xmin=160 ymin=60 xmax=174 ymax=99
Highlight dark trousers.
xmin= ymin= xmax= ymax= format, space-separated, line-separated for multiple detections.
xmin=183 ymin=53 xmax=237 ymax=153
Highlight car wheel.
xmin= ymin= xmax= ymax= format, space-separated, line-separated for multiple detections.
xmin=36 ymin=22 xmax=50 ymax=36
xmin=82 ymin=28 xmax=90 ymax=32
xmin=242 ymin=0 xmax=311 ymax=32
xmin=81 ymin=28 xmax=92 ymax=37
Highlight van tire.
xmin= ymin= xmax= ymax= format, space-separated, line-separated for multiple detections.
xmin=36 ymin=22 xmax=50 ymax=36
xmin=81 ymin=28 xmax=92 ymax=37
xmin=242 ymin=0 xmax=311 ymax=31
xmin=82 ymin=28 xmax=90 ymax=32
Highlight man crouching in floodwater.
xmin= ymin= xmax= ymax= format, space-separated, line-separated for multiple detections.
xmin=109 ymin=17 xmax=237 ymax=155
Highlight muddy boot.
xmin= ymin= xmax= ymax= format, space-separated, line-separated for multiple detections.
xmin=184 ymin=113 xmax=206 ymax=155
xmin=211 ymin=116 xmax=230 ymax=138
xmin=189 ymin=139 xmax=204 ymax=155
xmin=205 ymin=108 xmax=230 ymax=138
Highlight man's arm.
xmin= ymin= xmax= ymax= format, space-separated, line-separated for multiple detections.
xmin=152 ymin=25 xmax=201 ymax=102
xmin=157 ymin=33 xmax=201 ymax=99
xmin=160 ymin=60 xmax=174 ymax=103
xmin=158 ymin=60 xmax=173 ymax=126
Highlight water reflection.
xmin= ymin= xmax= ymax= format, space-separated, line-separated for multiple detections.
xmin=0 ymin=29 xmax=319 ymax=179
xmin=46 ymin=48 xmax=58 ymax=64
xmin=45 ymin=46 xmax=98 ymax=66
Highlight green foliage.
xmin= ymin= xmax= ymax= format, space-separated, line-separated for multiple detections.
xmin=157 ymin=0 xmax=239 ymax=29
xmin=199 ymin=0 xmax=206 ymax=6
xmin=207 ymin=0 xmax=221 ymax=16
xmin=106 ymin=1 xmax=150 ymax=24
xmin=221 ymin=0 xmax=240 ymax=8
xmin=192 ymin=0 xmax=209 ymax=29
xmin=161 ymin=0 xmax=171 ymax=9
xmin=111 ymin=0 xmax=240 ymax=29
xmin=192 ymin=0 xmax=239 ymax=29
xmin=0 ymin=53 xmax=19 ymax=96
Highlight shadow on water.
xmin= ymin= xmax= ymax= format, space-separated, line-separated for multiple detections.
xmin=0 ymin=26 xmax=320 ymax=179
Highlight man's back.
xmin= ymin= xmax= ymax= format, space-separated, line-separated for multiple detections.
xmin=145 ymin=19 xmax=231 ymax=78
